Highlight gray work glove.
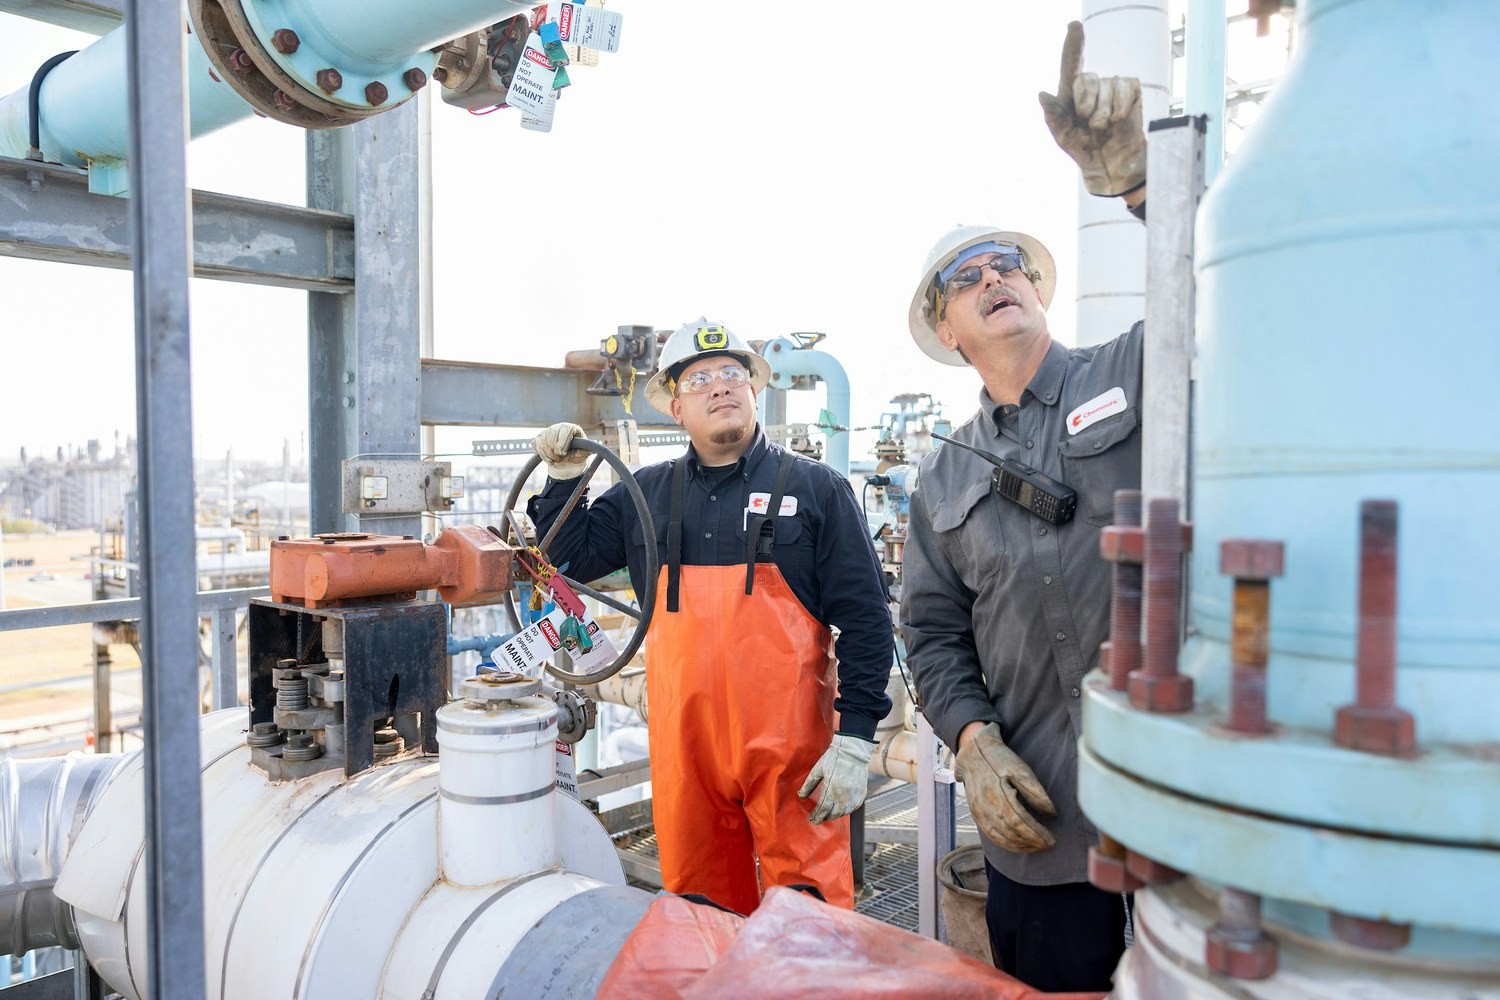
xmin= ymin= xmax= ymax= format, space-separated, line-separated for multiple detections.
xmin=1037 ymin=21 xmax=1147 ymax=198
xmin=954 ymin=723 xmax=1057 ymax=853
xmin=532 ymin=422 xmax=589 ymax=481
xmin=798 ymin=733 xmax=877 ymax=824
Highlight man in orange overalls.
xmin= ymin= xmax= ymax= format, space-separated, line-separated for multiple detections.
xmin=528 ymin=318 xmax=893 ymax=914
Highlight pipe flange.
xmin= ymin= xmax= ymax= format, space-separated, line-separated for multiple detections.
xmin=461 ymin=672 xmax=543 ymax=704
xmin=186 ymin=0 xmax=408 ymax=128
xmin=551 ymin=688 xmax=597 ymax=744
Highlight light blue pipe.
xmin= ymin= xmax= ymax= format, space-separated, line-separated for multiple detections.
xmin=760 ymin=338 xmax=851 ymax=478
xmin=0 ymin=0 xmax=534 ymax=169
xmin=1184 ymin=0 xmax=1226 ymax=183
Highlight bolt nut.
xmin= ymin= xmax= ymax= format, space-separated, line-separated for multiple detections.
xmin=316 ymin=68 xmax=343 ymax=94
xmin=365 ymin=81 xmax=389 ymax=106
xmin=271 ymin=28 xmax=300 ymax=54
xmin=1205 ymin=930 xmax=1278 ymax=980
xmin=403 ymin=68 xmax=428 ymax=91
xmin=1334 ymin=704 xmax=1416 ymax=754
xmin=228 ymin=48 xmax=255 ymax=75
xmin=1100 ymin=524 xmax=1145 ymax=564
xmin=1220 ymin=539 xmax=1285 ymax=580
xmin=1328 ymin=912 xmax=1411 ymax=951
xmin=1127 ymin=670 xmax=1194 ymax=713
xmin=1088 ymin=848 xmax=1144 ymax=893
xmin=1125 ymin=850 xmax=1185 ymax=885
xmin=432 ymin=66 xmax=450 ymax=84
xmin=272 ymin=89 xmax=298 ymax=112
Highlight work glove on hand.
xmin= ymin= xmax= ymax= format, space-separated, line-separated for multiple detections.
xmin=954 ymin=723 xmax=1058 ymax=854
xmin=532 ymin=422 xmax=589 ymax=481
xmin=798 ymin=733 xmax=877 ymax=824
xmin=1038 ymin=21 xmax=1148 ymax=198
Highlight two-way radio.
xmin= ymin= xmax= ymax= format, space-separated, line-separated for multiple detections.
xmin=931 ymin=432 xmax=1078 ymax=525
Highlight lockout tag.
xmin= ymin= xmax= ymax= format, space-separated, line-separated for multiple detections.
xmin=554 ymin=740 xmax=580 ymax=800
xmin=494 ymin=607 xmax=619 ymax=675
xmin=556 ymin=1 xmax=624 ymax=53
xmin=520 ymin=88 xmax=558 ymax=132
xmin=505 ymin=32 xmax=555 ymax=116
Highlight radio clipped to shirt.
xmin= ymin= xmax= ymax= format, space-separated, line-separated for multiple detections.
xmin=933 ymin=433 xmax=1078 ymax=526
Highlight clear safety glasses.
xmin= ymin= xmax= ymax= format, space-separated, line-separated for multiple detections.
xmin=676 ymin=364 xmax=751 ymax=395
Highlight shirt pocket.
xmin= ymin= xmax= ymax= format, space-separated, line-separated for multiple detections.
xmin=1056 ymin=407 xmax=1141 ymax=526
xmin=928 ymin=477 xmax=1006 ymax=592
xmin=734 ymin=511 xmax=808 ymax=577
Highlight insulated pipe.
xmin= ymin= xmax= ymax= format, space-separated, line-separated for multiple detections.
xmin=0 ymin=0 xmax=535 ymax=167
xmin=585 ymin=666 xmax=648 ymax=723
xmin=760 ymin=338 xmax=852 ymax=478
xmin=1074 ymin=0 xmax=1171 ymax=346
xmin=436 ymin=695 xmax=560 ymax=886
xmin=0 ymin=752 xmax=132 ymax=957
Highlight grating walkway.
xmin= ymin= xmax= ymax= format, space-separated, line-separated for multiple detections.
xmin=611 ymin=782 xmax=977 ymax=932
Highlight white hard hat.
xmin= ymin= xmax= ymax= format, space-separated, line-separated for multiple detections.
xmin=907 ymin=225 xmax=1056 ymax=367
xmin=644 ymin=318 xmax=772 ymax=416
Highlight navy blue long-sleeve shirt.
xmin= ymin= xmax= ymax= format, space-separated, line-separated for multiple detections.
xmin=527 ymin=427 xmax=894 ymax=739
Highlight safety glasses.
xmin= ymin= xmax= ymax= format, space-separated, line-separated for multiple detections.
xmin=943 ymin=252 xmax=1026 ymax=297
xmin=676 ymin=364 xmax=751 ymax=395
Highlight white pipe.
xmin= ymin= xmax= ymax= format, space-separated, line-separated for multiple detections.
xmin=585 ymin=666 xmax=648 ymax=723
xmin=50 ymin=708 xmax=630 ymax=999
xmin=436 ymin=695 xmax=559 ymax=886
xmin=0 ymin=751 xmax=131 ymax=957
xmin=760 ymin=338 xmax=852 ymax=477
xmin=1075 ymin=0 xmax=1172 ymax=346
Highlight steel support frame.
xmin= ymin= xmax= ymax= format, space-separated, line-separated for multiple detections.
xmin=123 ymin=0 xmax=206 ymax=992
xmin=916 ymin=713 xmax=957 ymax=942
xmin=0 ymin=156 xmax=355 ymax=289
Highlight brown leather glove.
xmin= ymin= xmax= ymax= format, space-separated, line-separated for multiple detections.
xmin=954 ymin=723 xmax=1057 ymax=853
xmin=1037 ymin=21 xmax=1147 ymax=198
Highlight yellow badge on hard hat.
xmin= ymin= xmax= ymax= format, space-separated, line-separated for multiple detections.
xmin=694 ymin=326 xmax=728 ymax=352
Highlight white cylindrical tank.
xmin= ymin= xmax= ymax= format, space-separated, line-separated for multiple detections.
xmin=50 ymin=707 xmax=641 ymax=999
xmin=436 ymin=694 xmax=559 ymax=886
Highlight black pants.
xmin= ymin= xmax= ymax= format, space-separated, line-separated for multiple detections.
xmin=984 ymin=859 xmax=1131 ymax=993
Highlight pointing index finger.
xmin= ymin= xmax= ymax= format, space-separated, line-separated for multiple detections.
xmin=1056 ymin=21 xmax=1084 ymax=103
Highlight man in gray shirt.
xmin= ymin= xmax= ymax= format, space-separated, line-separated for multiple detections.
xmin=899 ymin=21 xmax=1148 ymax=993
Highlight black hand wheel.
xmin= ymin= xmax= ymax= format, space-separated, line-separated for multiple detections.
xmin=500 ymin=437 xmax=657 ymax=686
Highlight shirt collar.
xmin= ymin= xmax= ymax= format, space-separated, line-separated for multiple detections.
xmin=981 ymin=339 xmax=1068 ymax=432
xmin=686 ymin=424 xmax=767 ymax=479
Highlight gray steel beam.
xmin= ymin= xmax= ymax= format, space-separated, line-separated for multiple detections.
xmin=0 ymin=156 xmax=355 ymax=290
xmin=0 ymin=586 xmax=266 ymax=631
xmin=307 ymin=129 xmax=357 ymax=534
xmin=124 ymin=0 xmax=205 ymax=989
xmin=420 ymin=359 xmax=680 ymax=431
xmin=0 ymin=0 xmax=122 ymax=34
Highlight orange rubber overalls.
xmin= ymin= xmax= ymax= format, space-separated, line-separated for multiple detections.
xmin=644 ymin=453 xmax=853 ymax=914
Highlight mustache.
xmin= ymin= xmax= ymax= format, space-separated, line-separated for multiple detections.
xmin=981 ymin=285 xmax=1020 ymax=312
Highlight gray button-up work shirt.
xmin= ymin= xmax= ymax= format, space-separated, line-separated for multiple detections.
xmin=901 ymin=324 xmax=1143 ymax=884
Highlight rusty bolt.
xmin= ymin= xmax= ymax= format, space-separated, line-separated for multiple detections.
xmin=403 ymin=68 xmax=428 ymax=91
xmin=1206 ymin=888 xmax=1278 ymax=980
xmin=1088 ymin=835 xmax=1143 ymax=893
xmin=1125 ymin=850 xmax=1184 ymax=885
xmin=272 ymin=89 xmax=298 ymax=112
xmin=432 ymin=66 xmax=450 ymax=84
xmin=1334 ymin=500 xmax=1416 ymax=754
xmin=365 ymin=81 xmax=389 ymax=106
xmin=1129 ymin=497 xmax=1194 ymax=713
xmin=1221 ymin=539 xmax=1284 ymax=734
xmin=271 ymin=28 xmax=300 ymax=54
xmin=1104 ymin=490 xmax=1144 ymax=691
xmin=1329 ymin=911 xmax=1411 ymax=951
xmin=315 ymin=68 xmax=343 ymax=94
xmin=228 ymin=48 xmax=255 ymax=75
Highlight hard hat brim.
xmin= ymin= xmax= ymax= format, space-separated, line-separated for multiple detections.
xmin=908 ymin=229 xmax=1056 ymax=368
